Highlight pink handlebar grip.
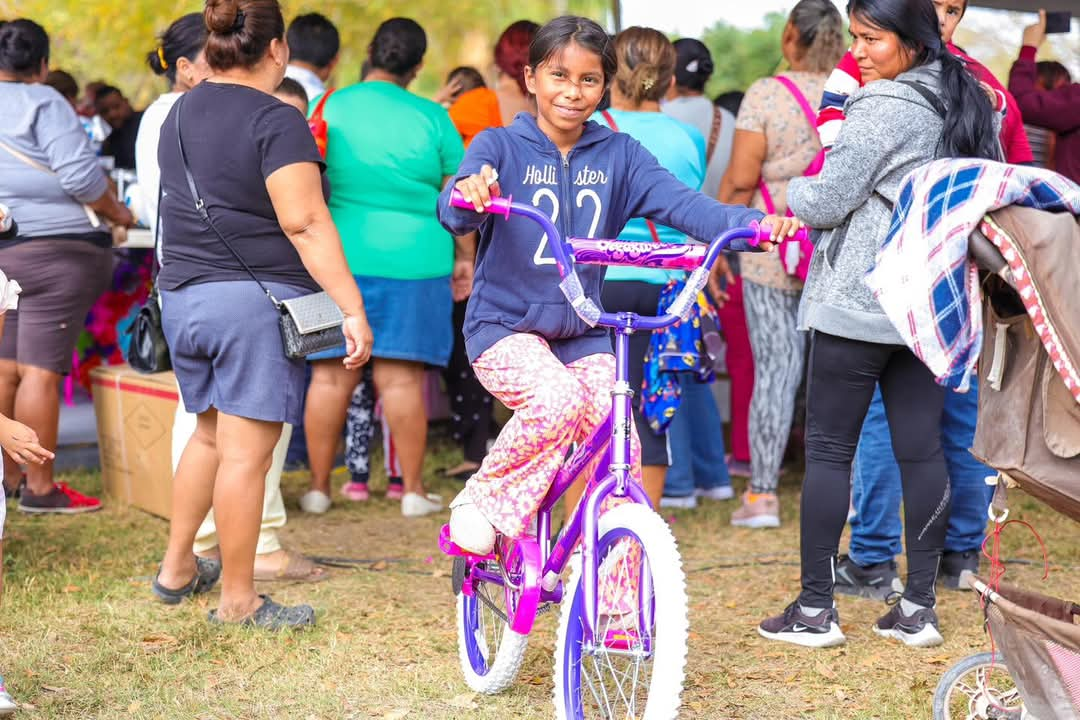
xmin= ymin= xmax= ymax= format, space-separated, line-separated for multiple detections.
xmin=449 ymin=189 xmax=513 ymax=220
xmin=749 ymin=221 xmax=810 ymax=247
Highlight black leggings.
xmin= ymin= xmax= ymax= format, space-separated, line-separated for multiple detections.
xmin=442 ymin=299 xmax=494 ymax=464
xmin=799 ymin=331 xmax=950 ymax=609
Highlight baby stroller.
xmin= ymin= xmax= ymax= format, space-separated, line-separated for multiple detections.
xmin=933 ymin=206 xmax=1080 ymax=720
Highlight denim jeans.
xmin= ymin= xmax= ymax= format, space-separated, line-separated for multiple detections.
xmin=849 ymin=384 xmax=993 ymax=566
xmin=664 ymin=374 xmax=731 ymax=497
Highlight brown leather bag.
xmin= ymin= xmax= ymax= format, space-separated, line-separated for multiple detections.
xmin=970 ymin=206 xmax=1080 ymax=522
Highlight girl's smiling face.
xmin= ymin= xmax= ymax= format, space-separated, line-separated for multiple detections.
xmin=849 ymin=12 xmax=916 ymax=83
xmin=525 ymin=41 xmax=607 ymax=152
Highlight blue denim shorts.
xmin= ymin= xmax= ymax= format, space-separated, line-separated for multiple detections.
xmin=161 ymin=280 xmax=309 ymax=425
xmin=308 ymin=274 xmax=452 ymax=367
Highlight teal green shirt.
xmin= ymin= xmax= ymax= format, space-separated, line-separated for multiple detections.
xmin=318 ymin=81 xmax=465 ymax=280
xmin=591 ymin=110 xmax=705 ymax=284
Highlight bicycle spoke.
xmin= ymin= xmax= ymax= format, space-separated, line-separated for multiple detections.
xmin=575 ymin=535 xmax=657 ymax=719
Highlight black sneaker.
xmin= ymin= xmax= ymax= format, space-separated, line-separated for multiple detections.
xmin=834 ymin=554 xmax=904 ymax=601
xmin=758 ymin=601 xmax=845 ymax=648
xmin=872 ymin=601 xmax=943 ymax=647
xmin=939 ymin=550 xmax=980 ymax=590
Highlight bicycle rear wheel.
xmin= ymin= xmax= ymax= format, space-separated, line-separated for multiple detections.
xmin=553 ymin=503 xmax=689 ymax=719
xmin=456 ymin=551 xmax=530 ymax=694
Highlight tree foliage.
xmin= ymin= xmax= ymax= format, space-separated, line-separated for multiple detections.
xmin=7 ymin=0 xmax=609 ymax=107
xmin=699 ymin=12 xmax=789 ymax=97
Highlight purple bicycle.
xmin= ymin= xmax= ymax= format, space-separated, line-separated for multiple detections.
xmin=438 ymin=190 xmax=799 ymax=719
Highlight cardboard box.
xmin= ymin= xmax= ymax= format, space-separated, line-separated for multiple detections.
xmin=90 ymin=364 xmax=177 ymax=519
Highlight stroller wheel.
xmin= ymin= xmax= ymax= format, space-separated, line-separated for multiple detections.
xmin=932 ymin=652 xmax=1026 ymax=719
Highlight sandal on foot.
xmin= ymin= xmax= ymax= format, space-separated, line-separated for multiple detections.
xmin=207 ymin=594 xmax=315 ymax=631
xmin=253 ymin=551 xmax=330 ymax=583
xmin=152 ymin=556 xmax=222 ymax=605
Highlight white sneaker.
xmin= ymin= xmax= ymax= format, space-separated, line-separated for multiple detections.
xmin=299 ymin=489 xmax=332 ymax=514
xmin=0 ymin=675 xmax=16 ymax=715
xmin=695 ymin=485 xmax=735 ymax=501
xmin=659 ymin=495 xmax=698 ymax=509
xmin=401 ymin=492 xmax=443 ymax=518
xmin=448 ymin=490 xmax=496 ymax=554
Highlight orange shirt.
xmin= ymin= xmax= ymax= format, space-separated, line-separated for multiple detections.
xmin=448 ymin=88 xmax=502 ymax=147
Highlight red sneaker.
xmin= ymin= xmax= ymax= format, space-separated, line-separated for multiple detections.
xmin=18 ymin=482 xmax=103 ymax=514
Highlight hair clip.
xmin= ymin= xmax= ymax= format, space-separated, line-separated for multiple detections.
xmin=232 ymin=10 xmax=246 ymax=32
xmin=157 ymin=46 xmax=168 ymax=69
xmin=642 ymin=77 xmax=655 ymax=91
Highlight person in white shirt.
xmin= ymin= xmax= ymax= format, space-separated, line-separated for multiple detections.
xmin=284 ymin=12 xmax=339 ymax=102
xmin=135 ymin=13 xmax=211 ymax=240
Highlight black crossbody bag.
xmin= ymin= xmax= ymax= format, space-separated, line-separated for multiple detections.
xmin=174 ymin=96 xmax=344 ymax=359
xmin=126 ymin=185 xmax=172 ymax=373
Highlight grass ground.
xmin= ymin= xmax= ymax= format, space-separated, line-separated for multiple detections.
xmin=1 ymin=434 xmax=1077 ymax=719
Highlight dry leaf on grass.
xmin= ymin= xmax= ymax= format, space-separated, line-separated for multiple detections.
xmin=40 ymin=686 xmax=68 ymax=693
xmin=381 ymin=710 xmax=409 ymax=720
xmin=815 ymin=662 xmax=838 ymax=680
xmin=61 ymin=585 xmax=80 ymax=593
xmin=447 ymin=692 xmax=478 ymax=709
xmin=370 ymin=561 xmax=389 ymax=571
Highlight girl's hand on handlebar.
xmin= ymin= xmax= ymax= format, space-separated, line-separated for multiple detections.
xmin=342 ymin=314 xmax=374 ymax=370
xmin=760 ymin=214 xmax=805 ymax=251
xmin=454 ymin=165 xmax=501 ymax=213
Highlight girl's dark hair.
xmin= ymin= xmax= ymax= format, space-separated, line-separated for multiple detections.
xmin=0 ymin=19 xmax=49 ymax=78
xmin=612 ymin=27 xmax=676 ymax=105
xmin=203 ymin=0 xmax=285 ymax=72
xmin=847 ymin=0 xmax=998 ymax=160
xmin=789 ymin=0 xmax=846 ymax=73
xmin=528 ymin=16 xmax=617 ymax=87
xmin=148 ymin=13 xmax=207 ymax=84
xmin=368 ymin=18 xmax=426 ymax=77
xmin=495 ymin=20 xmax=539 ymax=95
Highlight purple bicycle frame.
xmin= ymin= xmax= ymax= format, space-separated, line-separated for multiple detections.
xmin=445 ymin=189 xmax=792 ymax=644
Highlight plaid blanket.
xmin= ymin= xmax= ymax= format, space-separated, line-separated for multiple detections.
xmin=865 ymin=158 xmax=1080 ymax=392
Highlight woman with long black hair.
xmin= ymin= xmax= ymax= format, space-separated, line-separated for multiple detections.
xmin=757 ymin=0 xmax=998 ymax=649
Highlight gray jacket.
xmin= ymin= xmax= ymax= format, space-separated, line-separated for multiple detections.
xmin=789 ymin=62 xmax=947 ymax=345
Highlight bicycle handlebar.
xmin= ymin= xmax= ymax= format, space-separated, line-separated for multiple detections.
xmin=448 ymin=189 xmax=807 ymax=331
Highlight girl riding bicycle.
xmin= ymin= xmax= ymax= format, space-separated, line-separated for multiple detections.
xmin=437 ymin=15 xmax=801 ymax=558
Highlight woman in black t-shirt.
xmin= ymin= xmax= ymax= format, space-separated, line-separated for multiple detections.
xmin=151 ymin=0 xmax=372 ymax=631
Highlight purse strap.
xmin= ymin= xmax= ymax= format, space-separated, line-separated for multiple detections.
xmin=705 ymin=106 xmax=723 ymax=165
xmin=600 ymin=109 xmax=662 ymax=243
xmin=174 ymin=96 xmax=281 ymax=309
xmin=0 ymin=137 xmax=103 ymax=228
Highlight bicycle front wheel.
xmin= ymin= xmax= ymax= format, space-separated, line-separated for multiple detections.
xmin=553 ymin=503 xmax=689 ymax=720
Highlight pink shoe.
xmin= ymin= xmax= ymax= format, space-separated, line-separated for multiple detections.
xmin=340 ymin=482 xmax=369 ymax=502
xmin=385 ymin=481 xmax=404 ymax=501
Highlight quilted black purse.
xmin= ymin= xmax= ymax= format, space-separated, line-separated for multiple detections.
xmin=175 ymin=97 xmax=344 ymax=359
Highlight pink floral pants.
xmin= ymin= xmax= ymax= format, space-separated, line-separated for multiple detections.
xmin=468 ymin=333 xmax=644 ymax=616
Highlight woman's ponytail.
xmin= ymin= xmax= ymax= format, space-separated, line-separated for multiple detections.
xmin=935 ymin=48 xmax=999 ymax=160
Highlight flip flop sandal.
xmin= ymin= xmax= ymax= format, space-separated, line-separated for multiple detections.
xmin=253 ymin=551 xmax=330 ymax=583
xmin=207 ymin=594 xmax=315 ymax=631
xmin=152 ymin=556 xmax=222 ymax=605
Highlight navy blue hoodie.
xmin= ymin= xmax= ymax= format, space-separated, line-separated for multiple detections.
xmin=438 ymin=113 xmax=764 ymax=365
